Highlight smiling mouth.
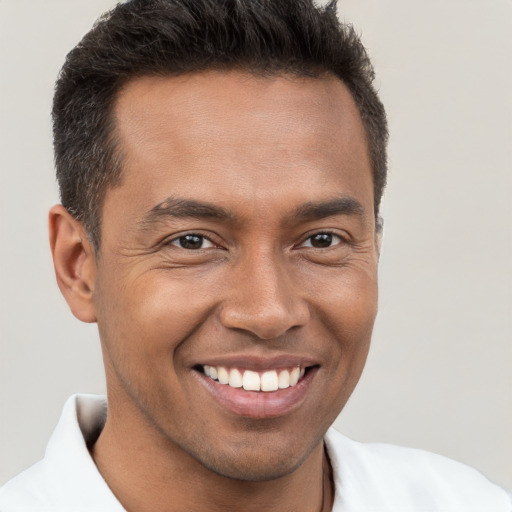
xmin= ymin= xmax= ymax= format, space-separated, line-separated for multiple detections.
xmin=198 ymin=365 xmax=309 ymax=392
xmin=194 ymin=362 xmax=319 ymax=418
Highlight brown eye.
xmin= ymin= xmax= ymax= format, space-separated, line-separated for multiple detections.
xmin=170 ymin=234 xmax=214 ymax=250
xmin=301 ymin=233 xmax=343 ymax=248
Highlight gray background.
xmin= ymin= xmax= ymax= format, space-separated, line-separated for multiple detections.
xmin=1 ymin=0 xmax=511 ymax=490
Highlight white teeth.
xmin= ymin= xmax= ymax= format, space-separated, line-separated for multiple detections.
xmin=243 ymin=370 xmax=260 ymax=391
xmin=278 ymin=369 xmax=290 ymax=389
xmin=290 ymin=367 xmax=300 ymax=386
xmin=217 ymin=366 xmax=229 ymax=384
xmin=202 ymin=365 xmax=307 ymax=392
xmin=261 ymin=370 xmax=279 ymax=392
xmin=228 ymin=368 xmax=243 ymax=388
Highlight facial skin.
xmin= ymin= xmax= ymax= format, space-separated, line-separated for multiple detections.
xmin=50 ymin=71 xmax=379 ymax=511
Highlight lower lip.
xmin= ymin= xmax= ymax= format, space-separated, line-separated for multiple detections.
xmin=195 ymin=368 xmax=318 ymax=419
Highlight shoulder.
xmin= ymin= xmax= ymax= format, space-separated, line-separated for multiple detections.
xmin=0 ymin=394 xmax=122 ymax=512
xmin=325 ymin=428 xmax=512 ymax=512
xmin=0 ymin=460 xmax=53 ymax=511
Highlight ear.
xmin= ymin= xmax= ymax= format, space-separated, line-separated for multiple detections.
xmin=375 ymin=215 xmax=384 ymax=259
xmin=49 ymin=205 xmax=97 ymax=323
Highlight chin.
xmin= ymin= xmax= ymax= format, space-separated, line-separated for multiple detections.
xmin=184 ymin=428 xmax=323 ymax=482
xmin=196 ymin=449 xmax=306 ymax=482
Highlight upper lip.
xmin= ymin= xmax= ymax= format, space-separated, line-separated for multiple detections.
xmin=193 ymin=354 xmax=319 ymax=371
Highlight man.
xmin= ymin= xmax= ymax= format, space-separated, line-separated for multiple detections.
xmin=0 ymin=0 xmax=510 ymax=510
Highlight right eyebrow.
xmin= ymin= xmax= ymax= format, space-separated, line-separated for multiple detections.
xmin=138 ymin=197 xmax=236 ymax=230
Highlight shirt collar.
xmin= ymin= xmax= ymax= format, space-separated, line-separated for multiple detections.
xmin=43 ymin=394 xmax=125 ymax=511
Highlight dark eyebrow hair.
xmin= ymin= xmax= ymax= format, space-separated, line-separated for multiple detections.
xmin=139 ymin=195 xmax=367 ymax=231
xmin=139 ymin=197 xmax=235 ymax=229
xmin=292 ymin=196 xmax=367 ymax=222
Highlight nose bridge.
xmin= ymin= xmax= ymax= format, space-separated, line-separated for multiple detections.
xmin=219 ymin=247 xmax=309 ymax=339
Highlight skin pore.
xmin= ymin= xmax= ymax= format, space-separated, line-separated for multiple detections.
xmin=49 ymin=71 xmax=379 ymax=512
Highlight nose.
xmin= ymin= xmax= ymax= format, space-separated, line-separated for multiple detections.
xmin=219 ymin=251 xmax=310 ymax=340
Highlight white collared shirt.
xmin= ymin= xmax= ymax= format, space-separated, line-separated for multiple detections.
xmin=1 ymin=394 xmax=511 ymax=511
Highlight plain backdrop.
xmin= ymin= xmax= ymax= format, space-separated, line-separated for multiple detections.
xmin=1 ymin=0 xmax=511 ymax=490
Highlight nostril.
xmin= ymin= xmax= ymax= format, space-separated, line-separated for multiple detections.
xmin=219 ymin=306 xmax=309 ymax=340
xmin=218 ymin=276 xmax=310 ymax=340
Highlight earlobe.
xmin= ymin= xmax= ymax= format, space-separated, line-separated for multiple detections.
xmin=49 ymin=204 xmax=97 ymax=323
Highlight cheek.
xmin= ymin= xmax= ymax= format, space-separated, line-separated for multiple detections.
xmin=94 ymin=271 xmax=216 ymax=420
xmin=305 ymin=256 xmax=378 ymax=328
xmin=306 ymin=263 xmax=378 ymax=371
xmin=95 ymin=269 xmax=219 ymax=364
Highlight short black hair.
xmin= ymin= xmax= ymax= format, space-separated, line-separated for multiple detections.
xmin=53 ymin=0 xmax=388 ymax=249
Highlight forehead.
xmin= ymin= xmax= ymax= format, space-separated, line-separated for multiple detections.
xmin=108 ymin=71 xmax=373 ymax=224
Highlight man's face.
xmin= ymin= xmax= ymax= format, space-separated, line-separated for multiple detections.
xmin=92 ymin=71 xmax=378 ymax=481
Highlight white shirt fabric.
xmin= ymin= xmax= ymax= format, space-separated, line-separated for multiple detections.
xmin=1 ymin=394 xmax=510 ymax=511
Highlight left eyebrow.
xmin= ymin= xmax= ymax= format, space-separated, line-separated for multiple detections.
xmin=292 ymin=196 xmax=367 ymax=223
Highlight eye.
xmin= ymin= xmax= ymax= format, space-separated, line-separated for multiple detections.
xmin=300 ymin=232 xmax=344 ymax=249
xmin=170 ymin=234 xmax=216 ymax=250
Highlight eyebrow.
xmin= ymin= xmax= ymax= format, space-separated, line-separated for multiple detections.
xmin=139 ymin=197 xmax=235 ymax=229
xmin=139 ymin=194 xmax=367 ymax=230
xmin=292 ymin=196 xmax=367 ymax=222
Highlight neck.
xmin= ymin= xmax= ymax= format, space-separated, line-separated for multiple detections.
xmin=90 ymin=395 xmax=333 ymax=512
